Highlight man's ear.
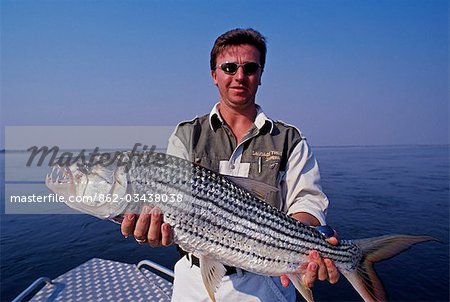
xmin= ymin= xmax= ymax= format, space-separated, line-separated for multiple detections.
xmin=258 ymin=70 xmax=263 ymax=85
xmin=211 ymin=70 xmax=218 ymax=86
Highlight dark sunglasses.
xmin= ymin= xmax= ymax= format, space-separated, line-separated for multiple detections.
xmin=217 ymin=62 xmax=261 ymax=75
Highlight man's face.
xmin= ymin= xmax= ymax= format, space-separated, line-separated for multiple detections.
xmin=211 ymin=44 xmax=262 ymax=109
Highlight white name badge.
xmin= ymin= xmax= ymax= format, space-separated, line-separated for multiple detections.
xmin=219 ymin=161 xmax=250 ymax=177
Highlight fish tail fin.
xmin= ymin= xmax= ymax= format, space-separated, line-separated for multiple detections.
xmin=342 ymin=235 xmax=436 ymax=302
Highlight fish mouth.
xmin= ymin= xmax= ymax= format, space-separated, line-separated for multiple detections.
xmin=45 ymin=165 xmax=76 ymax=196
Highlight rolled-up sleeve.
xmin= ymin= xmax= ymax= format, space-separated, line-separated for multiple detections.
xmin=282 ymin=139 xmax=329 ymax=225
xmin=166 ymin=131 xmax=190 ymax=160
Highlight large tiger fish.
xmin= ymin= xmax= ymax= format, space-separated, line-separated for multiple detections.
xmin=45 ymin=151 xmax=435 ymax=302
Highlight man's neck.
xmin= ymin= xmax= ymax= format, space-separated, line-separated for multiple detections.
xmin=217 ymin=102 xmax=257 ymax=144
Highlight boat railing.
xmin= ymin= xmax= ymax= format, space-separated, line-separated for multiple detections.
xmin=137 ymin=259 xmax=174 ymax=278
xmin=11 ymin=277 xmax=53 ymax=302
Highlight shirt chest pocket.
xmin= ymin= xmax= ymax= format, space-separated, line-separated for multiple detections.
xmin=245 ymin=158 xmax=282 ymax=210
xmin=248 ymin=158 xmax=282 ymax=186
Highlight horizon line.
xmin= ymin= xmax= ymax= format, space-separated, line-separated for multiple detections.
xmin=1 ymin=143 xmax=449 ymax=153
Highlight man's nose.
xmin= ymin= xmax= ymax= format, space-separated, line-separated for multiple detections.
xmin=234 ymin=65 xmax=246 ymax=81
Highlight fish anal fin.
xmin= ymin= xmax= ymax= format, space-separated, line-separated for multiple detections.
xmin=287 ymin=273 xmax=314 ymax=302
xmin=199 ymin=255 xmax=226 ymax=302
xmin=342 ymin=268 xmax=384 ymax=302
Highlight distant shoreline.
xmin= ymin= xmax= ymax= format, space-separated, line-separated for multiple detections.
xmin=1 ymin=144 xmax=449 ymax=153
xmin=312 ymin=143 xmax=450 ymax=149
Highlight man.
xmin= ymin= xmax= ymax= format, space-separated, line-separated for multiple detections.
xmin=122 ymin=28 xmax=339 ymax=301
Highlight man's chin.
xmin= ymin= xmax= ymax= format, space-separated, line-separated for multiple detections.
xmin=229 ymin=94 xmax=255 ymax=103
xmin=227 ymin=98 xmax=255 ymax=108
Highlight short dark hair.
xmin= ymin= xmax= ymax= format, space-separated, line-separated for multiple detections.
xmin=210 ymin=28 xmax=267 ymax=71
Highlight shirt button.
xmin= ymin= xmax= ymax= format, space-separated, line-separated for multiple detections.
xmin=230 ymin=164 xmax=235 ymax=170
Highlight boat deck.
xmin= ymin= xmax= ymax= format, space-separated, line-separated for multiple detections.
xmin=15 ymin=258 xmax=173 ymax=302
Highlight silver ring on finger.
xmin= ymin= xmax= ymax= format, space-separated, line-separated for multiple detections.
xmin=135 ymin=237 xmax=147 ymax=244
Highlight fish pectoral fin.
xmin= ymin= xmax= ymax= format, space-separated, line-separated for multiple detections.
xmin=199 ymin=255 xmax=226 ymax=302
xmin=224 ymin=175 xmax=279 ymax=201
xmin=287 ymin=273 xmax=314 ymax=302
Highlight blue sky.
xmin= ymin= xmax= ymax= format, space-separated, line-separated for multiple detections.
xmin=1 ymin=0 xmax=448 ymax=146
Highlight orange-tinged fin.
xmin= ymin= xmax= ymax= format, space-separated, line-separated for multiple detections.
xmin=287 ymin=273 xmax=314 ymax=302
xmin=199 ymin=255 xmax=226 ymax=302
xmin=343 ymin=235 xmax=436 ymax=302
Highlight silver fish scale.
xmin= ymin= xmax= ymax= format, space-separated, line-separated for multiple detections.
xmin=125 ymin=152 xmax=362 ymax=274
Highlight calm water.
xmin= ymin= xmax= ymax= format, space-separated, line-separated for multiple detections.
xmin=1 ymin=145 xmax=449 ymax=301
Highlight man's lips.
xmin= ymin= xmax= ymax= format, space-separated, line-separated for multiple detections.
xmin=230 ymin=86 xmax=247 ymax=91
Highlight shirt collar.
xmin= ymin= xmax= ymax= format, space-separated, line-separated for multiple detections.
xmin=208 ymin=103 xmax=274 ymax=134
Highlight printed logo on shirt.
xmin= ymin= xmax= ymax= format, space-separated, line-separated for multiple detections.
xmin=251 ymin=150 xmax=282 ymax=162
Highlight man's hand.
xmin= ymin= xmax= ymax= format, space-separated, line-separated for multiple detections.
xmin=280 ymin=234 xmax=340 ymax=288
xmin=121 ymin=206 xmax=173 ymax=247
xmin=280 ymin=212 xmax=340 ymax=288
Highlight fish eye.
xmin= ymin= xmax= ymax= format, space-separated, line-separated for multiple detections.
xmin=78 ymin=163 xmax=92 ymax=174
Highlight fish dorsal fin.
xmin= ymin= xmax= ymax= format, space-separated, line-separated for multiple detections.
xmin=287 ymin=273 xmax=314 ymax=302
xmin=199 ymin=255 xmax=226 ymax=302
xmin=224 ymin=175 xmax=279 ymax=201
